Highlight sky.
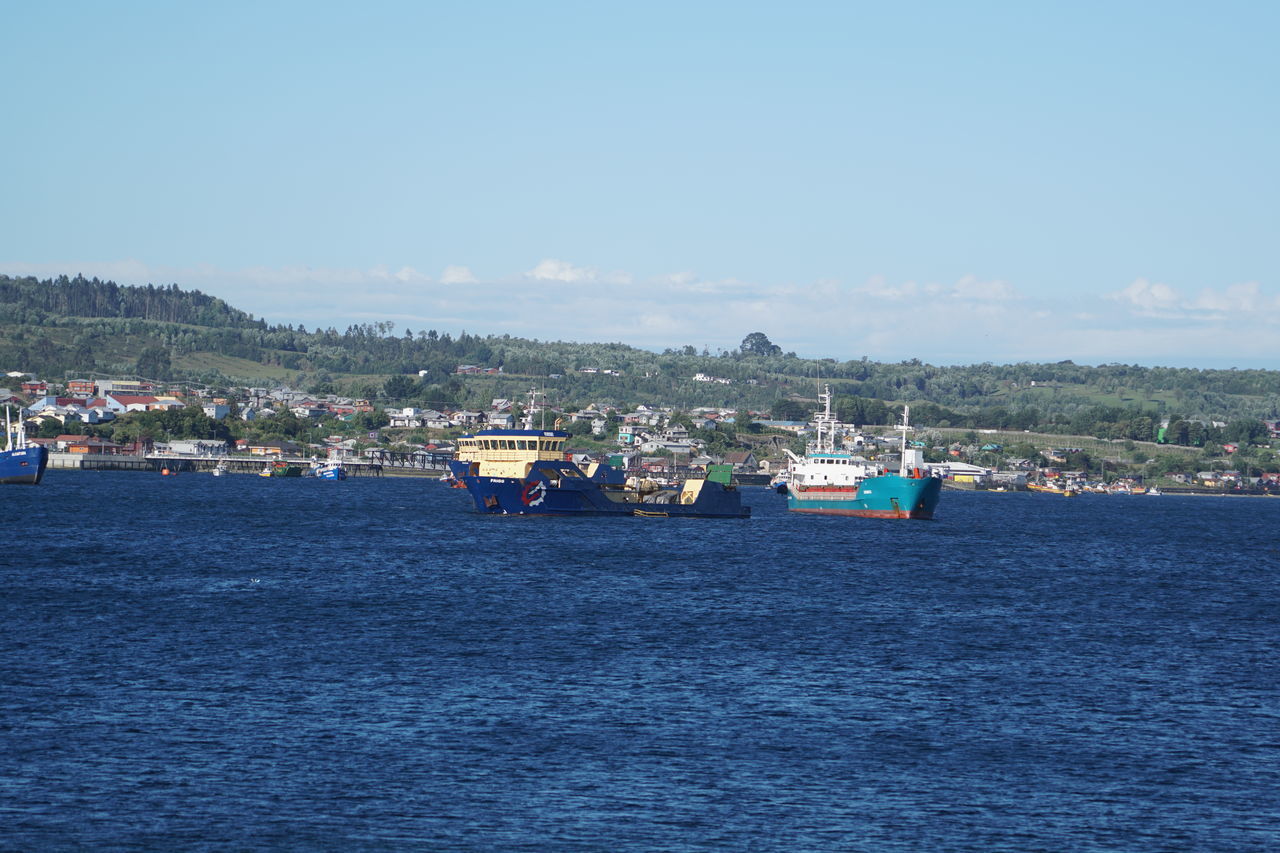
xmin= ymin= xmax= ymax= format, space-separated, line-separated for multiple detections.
xmin=3 ymin=1 xmax=1277 ymax=368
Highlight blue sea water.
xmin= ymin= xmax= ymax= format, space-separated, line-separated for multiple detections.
xmin=1 ymin=472 xmax=1278 ymax=851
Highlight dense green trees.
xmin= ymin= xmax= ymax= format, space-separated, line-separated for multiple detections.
xmin=770 ymin=399 xmax=810 ymax=421
xmin=740 ymin=332 xmax=782 ymax=357
xmin=382 ymin=374 xmax=416 ymax=400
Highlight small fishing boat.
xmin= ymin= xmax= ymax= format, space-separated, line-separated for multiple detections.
xmin=311 ymin=461 xmax=347 ymax=480
xmin=260 ymin=460 xmax=302 ymax=478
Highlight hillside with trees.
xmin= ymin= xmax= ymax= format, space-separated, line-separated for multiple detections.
xmin=2 ymin=274 xmax=1278 ymax=450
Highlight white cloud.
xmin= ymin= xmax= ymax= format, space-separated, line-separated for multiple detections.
xmin=855 ymin=276 xmax=919 ymax=300
xmin=440 ymin=265 xmax=477 ymax=285
xmin=526 ymin=258 xmax=632 ymax=286
xmin=528 ymin=258 xmax=587 ymax=282
xmin=854 ymin=275 xmax=1018 ymax=303
xmin=393 ymin=266 xmax=428 ymax=283
xmin=952 ymin=275 xmax=1019 ymax=301
xmin=1188 ymin=281 xmax=1263 ymax=314
xmin=1107 ymin=278 xmax=1182 ymax=314
xmin=1107 ymin=278 xmax=1280 ymax=323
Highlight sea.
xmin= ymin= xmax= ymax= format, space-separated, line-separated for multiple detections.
xmin=2 ymin=471 xmax=1277 ymax=851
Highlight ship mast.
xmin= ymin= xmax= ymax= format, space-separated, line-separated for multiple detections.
xmin=898 ymin=405 xmax=911 ymax=475
xmin=813 ymin=385 xmax=838 ymax=453
xmin=524 ymin=387 xmax=546 ymax=430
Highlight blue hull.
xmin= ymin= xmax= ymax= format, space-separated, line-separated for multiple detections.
xmin=0 ymin=446 xmax=49 ymax=485
xmin=462 ymin=472 xmax=750 ymax=518
xmin=787 ymin=474 xmax=941 ymax=519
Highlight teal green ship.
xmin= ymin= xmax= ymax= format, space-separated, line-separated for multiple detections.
xmin=780 ymin=389 xmax=941 ymax=520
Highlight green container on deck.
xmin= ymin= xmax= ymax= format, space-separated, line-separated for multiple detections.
xmin=707 ymin=464 xmax=733 ymax=484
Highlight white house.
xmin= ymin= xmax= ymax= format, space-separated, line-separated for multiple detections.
xmin=486 ymin=412 xmax=516 ymax=428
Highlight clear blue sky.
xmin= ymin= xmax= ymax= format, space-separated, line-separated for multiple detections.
xmin=3 ymin=1 xmax=1276 ymax=367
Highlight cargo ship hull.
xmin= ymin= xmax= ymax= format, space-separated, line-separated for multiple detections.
xmin=0 ymin=446 xmax=49 ymax=485
xmin=462 ymin=463 xmax=750 ymax=518
xmin=787 ymin=473 xmax=941 ymax=519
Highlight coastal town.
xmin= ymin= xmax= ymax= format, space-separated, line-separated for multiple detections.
xmin=5 ymin=369 xmax=1279 ymax=495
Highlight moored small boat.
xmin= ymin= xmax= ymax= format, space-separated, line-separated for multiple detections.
xmin=311 ymin=462 xmax=347 ymax=480
xmin=260 ymin=460 xmax=302 ymax=478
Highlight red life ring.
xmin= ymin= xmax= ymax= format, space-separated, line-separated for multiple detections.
xmin=521 ymin=478 xmax=547 ymax=507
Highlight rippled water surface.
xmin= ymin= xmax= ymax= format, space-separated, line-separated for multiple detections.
xmin=2 ymin=472 xmax=1278 ymax=850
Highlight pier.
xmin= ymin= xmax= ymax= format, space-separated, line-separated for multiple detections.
xmin=363 ymin=448 xmax=452 ymax=475
xmin=48 ymin=452 xmax=385 ymax=476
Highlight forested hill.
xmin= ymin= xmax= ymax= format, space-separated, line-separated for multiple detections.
xmin=1 ymin=273 xmax=1278 ymax=429
xmin=0 ymin=274 xmax=261 ymax=328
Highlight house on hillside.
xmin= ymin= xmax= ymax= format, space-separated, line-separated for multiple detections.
xmin=722 ymin=450 xmax=759 ymax=472
xmin=388 ymin=407 xmax=426 ymax=428
xmin=663 ymin=423 xmax=690 ymax=442
xmin=486 ymin=411 xmax=515 ymax=429
xmin=101 ymin=394 xmax=163 ymax=414
xmin=97 ymin=380 xmax=154 ymax=396
xmin=240 ymin=405 xmax=276 ymax=422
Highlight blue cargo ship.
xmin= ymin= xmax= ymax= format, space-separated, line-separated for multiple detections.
xmin=1 ymin=407 xmax=48 ymax=485
xmin=782 ymin=388 xmax=941 ymax=519
xmin=453 ymin=428 xmax=749 ymax=518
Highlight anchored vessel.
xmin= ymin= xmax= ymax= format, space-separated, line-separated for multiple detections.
xmin=454 ymin=428 xmax=750 ymax=518
xmin=260 ymin=460 xmax=303 ymax=478
xmin=781 ymin=387 xmax=941 ymax=519
xmin=310 ymin=449 xmax=349 ymax=480
xmin=1 ymin=406 xmax=48 ymax=485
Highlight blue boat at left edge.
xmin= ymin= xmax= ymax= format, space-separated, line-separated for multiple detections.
xmin=1 ymin=406 xmax=48 ymax=485
xmin=451 ymin=428 xmax=750 ymax=518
